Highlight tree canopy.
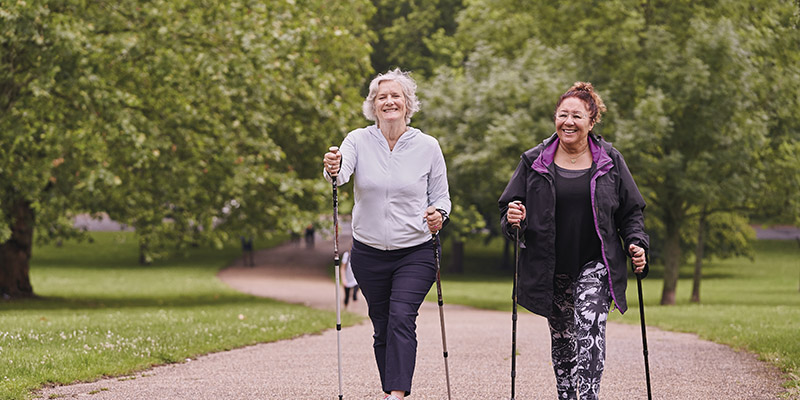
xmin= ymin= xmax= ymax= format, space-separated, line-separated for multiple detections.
xmin=2 ymin=0 xmax=798 ymax=303
xmin=368 ymin=0 xmax=462 ymax=79
xmin=1 ymin=0 xmax=374 ymax=297
xmin=419 ymin=0 xmax=800 ymax=302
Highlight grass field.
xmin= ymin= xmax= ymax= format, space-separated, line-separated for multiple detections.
xmin=0 ymin=232 xmax=359 ymax=400
xmin=431 ymin=236 xmax=800 ymax=393
xmin=3 ymin=231 xmax=797 ymax=399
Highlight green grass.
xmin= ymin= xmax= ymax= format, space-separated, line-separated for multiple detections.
xmin=430 ymin=236 xmax=800 ymax=393
xmin=0 ymin=232 xmax=360 ymax=400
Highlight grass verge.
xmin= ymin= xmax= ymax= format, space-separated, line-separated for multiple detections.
xmin=0 ymin=232 xmax=359 ymax=400
xmin=429 ymin=236 xmax=800 ymax=394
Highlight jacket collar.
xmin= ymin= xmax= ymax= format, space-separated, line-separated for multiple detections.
xmin=531 ymin=132 xmax=613 ymax=174
xmin=368 ymin=124 xmax=419 ymax=151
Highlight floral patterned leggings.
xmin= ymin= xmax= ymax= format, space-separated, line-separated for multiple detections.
xmin=548 ymin=261 xmax=611 ymax=400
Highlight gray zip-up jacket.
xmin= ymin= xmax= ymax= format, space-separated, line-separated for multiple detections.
xmin=325 ymin=125 xmax=451 ymax=250
xmin=499 ymin=132 xmax=649 ymax=317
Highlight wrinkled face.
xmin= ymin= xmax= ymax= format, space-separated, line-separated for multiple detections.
xmin=555 ymin=97 xmax=595 ymax=147
xmin=374 ymin=80 xmax=406 ymax=126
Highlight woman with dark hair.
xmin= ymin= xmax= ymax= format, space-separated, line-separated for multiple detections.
xmin=499 ymin=82 xmax=649 ymax=400
xmin=323 ymin=68 xmax=451 ymax=400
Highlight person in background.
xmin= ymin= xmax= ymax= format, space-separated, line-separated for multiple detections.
xmin=240 ymin=236 xmax=254 ymax=267
xmin=498 ymin=82 xmax=649 ymax=400
xmin=304 ymin=224 xmax=315 ymax=248
xmin=323 ymin=68 xmax=451 ymax=400
xmin=340 ymin=249 xmax=359 ymax=307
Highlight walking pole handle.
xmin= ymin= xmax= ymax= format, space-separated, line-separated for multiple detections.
xmin=328 ymin=146 xmax=340 ymax=178
xmin=509 ymin=200 xmax=523 ymax=229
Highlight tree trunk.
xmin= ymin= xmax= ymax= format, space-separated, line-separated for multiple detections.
xmin=690 ymin=211 xmax=707 ymax=303
xmin=449 ymin=239 xmax=464 ymax=274
xmin=660 ymin=225 xmax=681 ymax=305
xmin=0 ymin=200 xmax=36 ymax=299
xmin=138 ymin=238 xmax=151 ymax=265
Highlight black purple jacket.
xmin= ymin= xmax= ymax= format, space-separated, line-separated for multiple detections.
xmin=498 ymin=132 xmax=649 ymax=317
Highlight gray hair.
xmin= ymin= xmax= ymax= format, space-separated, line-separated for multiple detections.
xmin=362 ymin=68 xmax=421 ymax=125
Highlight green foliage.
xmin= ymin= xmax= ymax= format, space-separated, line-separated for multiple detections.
xmin=0 ymin=232 xmax=360 ymax=400
xmin=369 ymin=0 xmax=463 ymax=78
xmin=755 ymin=140 xmax=800 ymax=226
xmin=419 ymin=0 xmax=800 ymax=301
xmin=0 ymin=1 xmax=113 ymax=244
xmin=92 ymin=0 xmax=374 ymax=258
xmin=1 ymin=0 xmax=374 ymax=268
xmin=697 ymin=212 xmax=756 ymax=260
xmin=419 ymin=40 xmax=577 ymax=237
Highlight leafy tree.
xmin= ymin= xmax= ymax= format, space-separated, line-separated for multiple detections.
xmin=369 ymin=0 xmax=463 ymax=78
xmin=1 ymin=0 xmax=374 ymax=297
xmin=688 ymin=210 xmax=755 ymax=302
xmin=420 ymin=0 xmax=800 ymax=298
xmin=88 ymin=0 xmax=374 ymax=262
xmin=1 ymin=1 xmax=115 ymax=298
xmin=419 ymin=40 xmax=579 ymax=271
xmin=614 ymin=0 xmax=800 ymax=304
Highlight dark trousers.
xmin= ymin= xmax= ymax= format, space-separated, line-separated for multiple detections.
xmin=350 ymin=238 xmax=436 ymax=396
xmin=344 ymin=285 xmax=359 ymax=305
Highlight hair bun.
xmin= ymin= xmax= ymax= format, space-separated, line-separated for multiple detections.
xmin=570 ymin=81 xmax=594 ymax=93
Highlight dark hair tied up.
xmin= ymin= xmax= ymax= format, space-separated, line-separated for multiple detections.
xmin=555 ymin=81 xmax=607 ymax=124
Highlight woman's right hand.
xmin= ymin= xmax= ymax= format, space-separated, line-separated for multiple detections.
xmin=507 ymin=201 xmax=526 ymax=227
xmin=324 ymin=146 xmax=341 ymax=176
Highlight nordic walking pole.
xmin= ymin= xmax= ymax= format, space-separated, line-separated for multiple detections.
xmin=633 ymin=259 xmax=652 ymax=400
xmin=428 ymin=206 xmax=452 ymax=400
xmin=329 ymin=146 xmax=344 ymax=400
xmin=510 ymin=200 xmax=521 ymax=400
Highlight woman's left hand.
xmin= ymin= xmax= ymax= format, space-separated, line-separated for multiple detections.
xmin=629 ymin=244 xmax=646 ymax=273
xmin=425 ymin=206 xmax=443 ymax=234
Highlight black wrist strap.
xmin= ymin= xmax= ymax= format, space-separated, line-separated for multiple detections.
xmin=436 ymin=208 xmax=450 ymax=229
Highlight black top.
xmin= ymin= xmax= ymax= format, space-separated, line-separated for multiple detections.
xmin=554 ymin=164 xmax=602 ymax=278
xmin=499 ymin=133 xmax=650 ymax=317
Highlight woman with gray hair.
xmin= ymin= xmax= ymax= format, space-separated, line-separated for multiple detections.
xmin=323 ymin=68 xmax=451 ymax=400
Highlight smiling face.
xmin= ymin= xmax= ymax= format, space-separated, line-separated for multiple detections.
xmin=555 ymin=97 xmax=595 ymax=148
xmin=374 ymin=80 xmax=407 ymax=127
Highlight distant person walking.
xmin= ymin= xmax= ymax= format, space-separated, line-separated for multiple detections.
xmin=323 ymin=68 xmax=451 ymax=400
xmin=340 ymin=250 xmax=359 ymax=307
xmin=240 ymin=236 xmax=254 ymax=267
xmin=499 ymin=82 xmax=649 ymax=400
xmin=304 ymin=224 xmax=315 ymax=248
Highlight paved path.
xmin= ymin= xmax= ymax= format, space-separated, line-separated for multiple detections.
xmin=37 ymin=224 xmax=788 ymax=399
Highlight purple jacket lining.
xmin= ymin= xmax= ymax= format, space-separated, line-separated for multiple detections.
xmin=530 ymin=135 xmax=620 ymax=311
